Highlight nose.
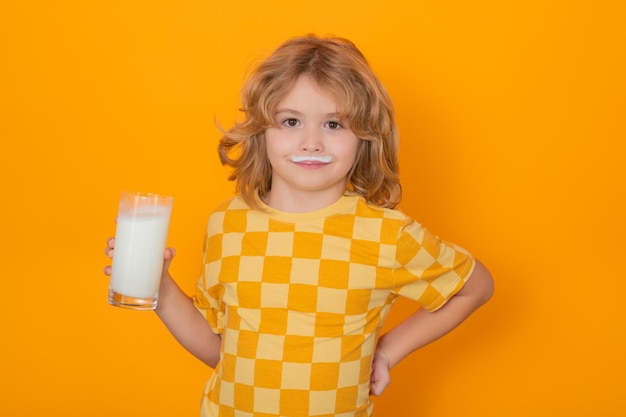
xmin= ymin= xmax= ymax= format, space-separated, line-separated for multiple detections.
xmin=300 ymin=127 xmax=323 ymax=152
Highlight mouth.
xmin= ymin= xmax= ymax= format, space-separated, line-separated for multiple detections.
xmin=290 ymin=155 xmax=333 ymax=164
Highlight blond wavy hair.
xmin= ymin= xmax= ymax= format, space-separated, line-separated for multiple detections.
xmin=218 ymin=34 xmax=401 ymax=209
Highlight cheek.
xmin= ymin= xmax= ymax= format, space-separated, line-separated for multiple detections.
xmin=345 ymin=140 xmax=364 ymax=172
xmin=265 ymin=131 xmax=289 ymax=156
xmin=341 ymin=137 xmax=361 ymax=161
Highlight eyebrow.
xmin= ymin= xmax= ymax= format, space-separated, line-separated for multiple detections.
xmin=275 ymin=108 xmax=341 ymax=117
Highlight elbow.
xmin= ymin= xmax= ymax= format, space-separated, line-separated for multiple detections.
xmin=471 ymin=259 xmax=495 ymax=307
xmin=481 ymin=274 xmax=495 ymax=306
xmin=200 ymin=350 xmax=220 ymax=369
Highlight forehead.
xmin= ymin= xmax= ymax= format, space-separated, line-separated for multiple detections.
xmin=275 ymin=75 xmax=346 ymax=112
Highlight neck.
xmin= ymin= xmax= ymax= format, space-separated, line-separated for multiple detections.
xmin=263 ymin=189 xmax=345 ymax=213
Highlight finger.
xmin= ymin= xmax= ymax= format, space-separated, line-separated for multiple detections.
xmin=164 ymin=247 xmax=176 ymax=260
xmin=162 ymin=247 xmax=176 ymax=272
xmin=103 ymin=265 xmax=112 ymax=276
xmin=369 ymin=380 xmax=384 ymax=397
xmin=104 ymin=237 xmax=116 ymax=257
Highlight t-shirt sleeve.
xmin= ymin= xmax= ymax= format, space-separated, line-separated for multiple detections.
xmin=393 ymin=219 xmax=475 ymax=312
xmin=193 ymin=226 xmax=225 ymax=335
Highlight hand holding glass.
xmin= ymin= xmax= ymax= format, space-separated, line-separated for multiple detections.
xmin=108 ymin=191 xmax=173 ymax=310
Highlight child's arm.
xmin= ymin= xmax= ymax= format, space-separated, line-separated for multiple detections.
xmin=154 ymin=247 xmax=222 ymax=367
xmin=105 ymin=240 xmax=221 ymax=368
xmin=370 ymin=259 xmax=494 ymax=396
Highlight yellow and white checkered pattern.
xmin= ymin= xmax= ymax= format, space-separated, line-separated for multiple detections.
xmin=194 ymin=193 xmax=475 ymax=417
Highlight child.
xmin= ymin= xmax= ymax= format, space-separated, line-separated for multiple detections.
xmin=104 ymin=34 xmax=494 ymax=417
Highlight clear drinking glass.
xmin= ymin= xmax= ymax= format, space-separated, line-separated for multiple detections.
xmin=108 ymin=191 xmax=173 ymax=310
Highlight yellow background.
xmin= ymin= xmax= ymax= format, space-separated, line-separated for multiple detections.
xmin=1 ymin=1 xmax=624 ymax=416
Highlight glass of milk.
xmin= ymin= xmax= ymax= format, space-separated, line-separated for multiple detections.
xmin=108 ymin=191 xmax=173 ymax=310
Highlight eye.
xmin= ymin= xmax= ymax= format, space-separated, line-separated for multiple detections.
xmin=281 ymin=118 xmax=299 ymax=127
xmin=326 ymin=121 xmax=342 ymax=130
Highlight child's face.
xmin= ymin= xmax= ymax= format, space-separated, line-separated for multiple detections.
xmin=264 ymin=75 xmax=360 ymax=208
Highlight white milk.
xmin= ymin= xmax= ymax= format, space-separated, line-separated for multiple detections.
xmin=110 ymin=207 xmax=171 ymax=299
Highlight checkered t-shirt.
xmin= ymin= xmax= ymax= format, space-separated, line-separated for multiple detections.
xmin=194 ymin=192 xmax=475 ymax=417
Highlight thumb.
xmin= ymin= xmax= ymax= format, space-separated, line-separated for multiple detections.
xmin=163 ymin=247 xmax=176 ymax=271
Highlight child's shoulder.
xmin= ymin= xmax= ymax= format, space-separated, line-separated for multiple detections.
xmin=351 ymin=194 xmax=412 ymax=223
xmin=205 ymin=196 xmax=250 ymax=235
xmin=210 ymin=195 xmax=248 ymax=214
